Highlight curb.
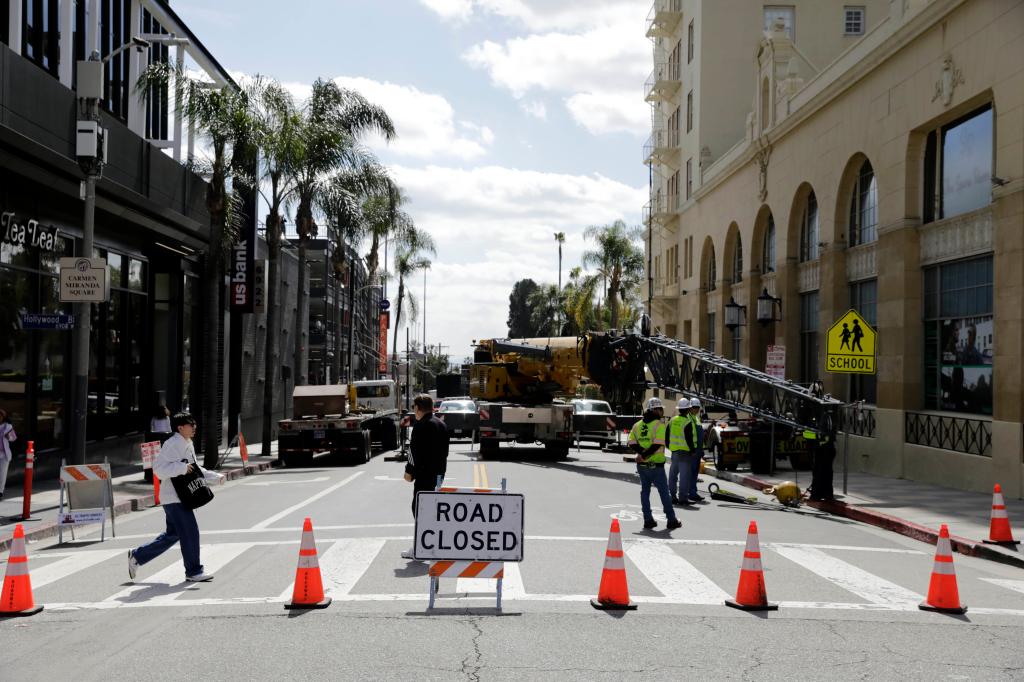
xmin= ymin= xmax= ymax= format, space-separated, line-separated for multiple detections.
xmin=0 ymin=459 xmax=279 ymax=552
xmin=708 ymin=467 xmax=1024 ymax=571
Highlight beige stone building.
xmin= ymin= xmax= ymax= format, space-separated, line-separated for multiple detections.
xmin=643 ymin=0 xmax=1024 ymax=497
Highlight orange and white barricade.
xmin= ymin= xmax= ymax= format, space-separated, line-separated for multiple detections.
xmin=57 ymin=459 xmax=115 ymax=543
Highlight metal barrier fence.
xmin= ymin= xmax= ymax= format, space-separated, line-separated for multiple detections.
xmin=838 ymin=404 xmax=876 ymax=438
xmin=904 ymin=411 xmax=992 ymax=458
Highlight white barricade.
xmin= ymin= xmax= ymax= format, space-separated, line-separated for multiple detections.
xmin=57 ymin=459 xmax=115 ymax=543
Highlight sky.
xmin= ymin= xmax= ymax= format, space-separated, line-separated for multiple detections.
xmin=173 ymin=0 xmax=652 ymax=362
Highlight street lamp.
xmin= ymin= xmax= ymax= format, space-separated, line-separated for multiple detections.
xmin=756 ymin=287 xmax=782 ymax=324
xmin=724 ymin=296 xmax=747 ymax=331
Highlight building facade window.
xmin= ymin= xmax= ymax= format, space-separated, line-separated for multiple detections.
xmin=799 ymin=191 xmax=819 ymax=262
xmin=844 ymin=6 xmax=865 ymax=35
xmin=686 ymin=90 xmax=693 ymax=132
xmin=762 ymin=214 xmax=775 ymax=273
xmin=764 ymin=6 xmax=795 ymax=40
xmin=687 ymin=20 xmax=694 ymax=63
xmin=731 ymin=323 xmax=742 ymax=362
xmin=800 ymin=291 xmax=819 ymax=383
xmin=848 ymin=160 xmax=878 ymax=246
xmin=923 ymin=104 xmax=993 ymax=223
xmin=706 ymin=247 xmax=716 ymax=291
xmin=707 ymin=312 xmax=716 ymax=354
xmin=685 ymin=159 xmax=692 ymax=199
xmin=849 ymin=279 xmax=877 ymax=403
xmin=732 ymin=233 xmax=743 ymax=283
xmin=923 ymin=256 xmax=993 ymax=415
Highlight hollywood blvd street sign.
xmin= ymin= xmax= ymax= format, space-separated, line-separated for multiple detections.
xmin=20 ymin=312 xmax=75 ymax=330
xmin=59 ymin=257 xmax=109 ymax=303
xmin=826 ymin=309 xmax=877 ymax=374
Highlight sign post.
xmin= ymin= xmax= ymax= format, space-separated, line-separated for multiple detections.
xmin=766 ymin=344 xmax=786 ymax=380
xmin=826 ymin=309 xmax=877 ymax=496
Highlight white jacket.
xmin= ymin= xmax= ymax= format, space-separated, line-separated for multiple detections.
xmin=154 ymin=432 xmax=223 ymax=505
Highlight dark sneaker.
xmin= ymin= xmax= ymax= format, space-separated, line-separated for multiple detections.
xmin=128 ymin=550 xmax=138 ymax=581
xmin=666 ymin=519 xmax=682 ymax=530
xmin=643 ymin=520 xmax=658 ymax=529
xmin=671 ymin=496 xmax=680 ymax=504
xmin=689 ymin=495 xmax=706 ymax=502
xmin=186 ymin=573 xmax=214 ymax=582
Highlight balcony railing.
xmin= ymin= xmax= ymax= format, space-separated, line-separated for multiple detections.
xmin=904 ymin=411 xmax=992 ymax=457
xmin=643 ymin=128 xmax=680 ymax=166
xmin=839 ymin=404 xmax=876 ymax=438
xmin=644 ymin=61 xmax=681 ymax=102
xmin=646 ymin=0 xmax=683 ymax=39
xmin=649 ymin=192 xmax=679 ymax=218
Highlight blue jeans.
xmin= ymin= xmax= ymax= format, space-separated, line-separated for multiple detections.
xmin=132 ymin=503 xmax=203 ymax=578
xmin=669 ymin=451 xmax=698 ymax=501
xmin=637 ymin=463 xmax=678 ymax=524
xmin=690 ymin=449 xmax=703 ymax=498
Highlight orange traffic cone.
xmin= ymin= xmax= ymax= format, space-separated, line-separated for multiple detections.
xmin=591 ymin=518 xmax=637 ymax=610
xmin=1 ymin=524 xmax=43 ymax=617
xmin=284 ymin=517 xmax=331 ymax=610
xmin=725 ymin=520 xmax=778 ymax=611
xmin=239 ymin=431 xmax=250 ymax=465
xmin=919 ymin=524 xmax=967 ymax=614
xmin=983 ymin=484 xmax=1018 ymax=546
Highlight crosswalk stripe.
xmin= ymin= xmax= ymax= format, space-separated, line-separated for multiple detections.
xmin=31 ymin=549 xmax=124 ymax=589
xmin=626 ymin=541 xmax=731 ymax=604
xmin=250 ymin=472 xmax=364 ymax=530
xmin=980 ymin=578 xmax=1024 ymax=595
xmin=278 ymin=537 xmax=386 ymax=600
xmin=771 ymin=545 xmax=922 ymax=606
xmin=105 ymin=543 xmax=252 ymax=604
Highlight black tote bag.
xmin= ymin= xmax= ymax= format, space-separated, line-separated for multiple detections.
xmin=170 ymin=451 xmax=215 ymax=510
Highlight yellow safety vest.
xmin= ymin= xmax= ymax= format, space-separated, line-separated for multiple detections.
xmin=628 ymin=419 xmax=667 ymax=463
xmin=690 ymin=413 xmax=703 ymax=450
xmin=802 ymin=430 xmax=830 ymax=444
xmin=667 ymin=415 xmax=691 ymax=452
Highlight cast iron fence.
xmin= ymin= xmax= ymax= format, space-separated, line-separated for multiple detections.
xmin=904 ymin=411 xmax=992 ymax=458
xmin=839 ymin=403 xmax=876 ymax=437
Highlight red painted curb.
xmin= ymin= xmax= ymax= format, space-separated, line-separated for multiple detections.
xmin=709 ymin=467 xmax=1024 ymax=570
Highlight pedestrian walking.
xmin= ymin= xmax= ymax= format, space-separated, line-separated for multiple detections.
xmin=0 ymin=407 xmax=16 ymax=500
xmin=628 ymin=398 xmax=681 ymax=531
xmin=401 ymin=394 xmax=450 ymax=559
xmin=147 ymin=403 xmax=173 ymax=445
xmin=667 ymin=398 xmax=697 ymax=506
xmin=688 ymin=399 xmax=706 ymax=502
xmin=128 ymin=412 xmax=224 ymax=582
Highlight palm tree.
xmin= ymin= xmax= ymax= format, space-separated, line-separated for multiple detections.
xmin=554 ymin=232 xmax=565 ymax=331
xmin=290 ymin=79 xmax=395 ymax=386
xmin=563 ymin=267 xmax=601 ymax=334
xmin=364 ymin=179 xmax=414 ymax=288
xmin=138 ymin=62 xmax=259 ymax=467
xmin=391 ymin=227 xmax=436 ymax=372
xmin=582 ymin=220 xmax=645 ymax=330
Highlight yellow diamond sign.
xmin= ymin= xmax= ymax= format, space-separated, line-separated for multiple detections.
xmin=826 ymin=309 xmax=876 ymax=374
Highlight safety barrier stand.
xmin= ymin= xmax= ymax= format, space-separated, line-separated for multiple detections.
xmin=57 ymin=458 xmax=115 ymax=543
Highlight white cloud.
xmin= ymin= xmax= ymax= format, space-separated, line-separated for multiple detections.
xmin=383 ymin=165 xmax=646 ymax=358
xmin=565 ymin=92 xmax=649 ymax=136
xmin=420 ymin=0 xmax=648 ymax=32
xmin=520 ymin=100 xmax=547 ymax=120
xmin=418 ymin=0 xmax=475 ymax=22
xmin=281 ymin=76 xmax=494 ymax=161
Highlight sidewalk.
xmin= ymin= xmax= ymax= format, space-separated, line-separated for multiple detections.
xmin=0 ymin=440 xmax=279 ymax=551
xmin=708 ymin=461 xmax=1024 ymax=569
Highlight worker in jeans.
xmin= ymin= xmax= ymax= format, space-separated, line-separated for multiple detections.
xmin=628 ymin=398 xmax=681 ymax=531
xmin=668 ymin=398 xmax=698 ymax=506
xmin=687 ymin=398 xmax=706 ymax=502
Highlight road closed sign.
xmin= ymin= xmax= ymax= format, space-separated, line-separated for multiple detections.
xmin=414 ymin=492 xmax=525 ymax=562
xmin=826 ymin=308 xmax=877 ymax=374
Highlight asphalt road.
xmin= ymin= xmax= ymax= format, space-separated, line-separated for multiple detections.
xmin=4 ymin=440 xmax=1024 ymax=680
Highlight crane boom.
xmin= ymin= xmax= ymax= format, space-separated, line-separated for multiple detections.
xmin=584 ymin=331 xmax=841 ymax=436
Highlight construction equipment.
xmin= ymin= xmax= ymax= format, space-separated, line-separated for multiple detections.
xmin=707 ymin=482 xmax=758 ymax=505
xmin=763 ymin=481 xmax=804 ymax=507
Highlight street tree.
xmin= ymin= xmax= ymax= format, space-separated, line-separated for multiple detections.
xmin=507 ymin=278 xmax=539 ymax=338
xmin=391 ymin=227 xmax=436 ymax=372
xmin=582 ymin=220 xmax=645 ymax=331
xmin=527 ymin=283 xmax=563 ymax=337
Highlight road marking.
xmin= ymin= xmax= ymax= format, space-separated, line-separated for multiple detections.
xmin=30 ymin=549 xmax=123 ymax=589
xmin=101 ymin=524 xmax=416 ymax=542
xmin=626 ymin=541 xmax=731 ymax=604
xmin=771 ymin=545 xmax=922 ymax=606
xmin=104 ymin=543 xmax=252 ymax=604
xmin=244 ymin=476 xmax=329 ymax=486
xmin=250 ymin=471 xmax=364 ymax=529
xmin=278 ymin=537 xmax=386 ymax=600
xmin=981 ymin=578 xmax=1024 ymax=595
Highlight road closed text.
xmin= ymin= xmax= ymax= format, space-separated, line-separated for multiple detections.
xmin=414 ymin=492 xmax=525 ymax=562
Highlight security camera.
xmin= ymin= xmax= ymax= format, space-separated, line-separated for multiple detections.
xmin=131 ymin=36 xmax=151 ymax=50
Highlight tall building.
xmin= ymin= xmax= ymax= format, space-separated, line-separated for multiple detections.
xmin=644 ymin=0 xmax=1024 ymax=495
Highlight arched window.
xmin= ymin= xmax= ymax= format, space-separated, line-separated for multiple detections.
xmin=849 ymin=160 xmax=878 ymax=246
xmin=799 ymin=192 xmax=819 ymax=262
xmin=732 ymin=233 xmax=743 ymax=283
xmin=762 ymin=215 xmax=775 ymax=273
xmin=707 ymin=250 xmax=717 ymax=291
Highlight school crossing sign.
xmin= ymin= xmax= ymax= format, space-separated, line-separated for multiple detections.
xmin=826 ymin=309 xmax=877 ymax=374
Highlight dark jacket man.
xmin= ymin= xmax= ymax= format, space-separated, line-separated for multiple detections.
xmin=405 ymin=395 xmax=450 ymax=507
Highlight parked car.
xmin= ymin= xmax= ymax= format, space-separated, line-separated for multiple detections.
xmin=571 ymin=399 xmax=616 ymax=448
xmin=437 ymin=399 xmax=479 ymax=439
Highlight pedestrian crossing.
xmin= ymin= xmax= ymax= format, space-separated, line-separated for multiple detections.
xmin=10 ymin=536 xmax=1024 ymax=616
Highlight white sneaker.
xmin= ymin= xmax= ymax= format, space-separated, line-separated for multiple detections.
xmin=128 ymin=551 xmax=138 ymax=581
xmin=186 ymin=572 xmax=214 ymax=582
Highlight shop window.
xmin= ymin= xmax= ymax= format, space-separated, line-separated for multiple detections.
xmin=732 ymin=233 xmax=743 ymax=283
xmin=0 ymin=267 xmax=30 ymax=437
xmin=800 ymin=291 xmax=819 ymax=383
xmin=848 ymin=160 xmax=877 ymax=247
xmin=923 ymin=104 xmax=993 ymax=223
xmin=762 ymin=214 xmax=775 ymax=273
xmin=849 ymin=279 xmax=877 ymax=404
xmin=923 ymin=256 xmax=993 ymax=415
xmin=182 ymin=274 xmax=196 ymax=413
xmin=799 ymin=191 xmax=819 ymax=262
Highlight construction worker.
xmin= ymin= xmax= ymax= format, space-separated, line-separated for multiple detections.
xmin=687 ymin=398 xmax=706 ymax=502
xmin=667 ymin=398 xmax=697 ymax=506
xmin=804 ymin=427 xmax=836 ymax=501
xmin=628 ymin=397 xmax=682 ymax=530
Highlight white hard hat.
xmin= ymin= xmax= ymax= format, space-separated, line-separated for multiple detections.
xmin=645 ymin=397 xmax=664 ymax=410
xmin=676 ymin=398 xmax=690 ymax=410
xmin=689 ymin=398 xmax=702 ymax=409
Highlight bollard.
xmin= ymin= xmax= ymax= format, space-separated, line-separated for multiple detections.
xmin=21 ymin=441 xmax=35 ymax=521
xmin=153 ymin=473 xmax=161 ymax=506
